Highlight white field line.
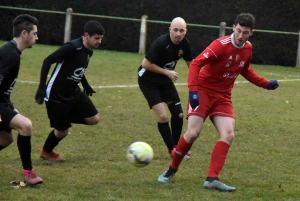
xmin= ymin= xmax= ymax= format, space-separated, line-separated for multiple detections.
xmin=18 ymin=78 xmax=300 ymax=89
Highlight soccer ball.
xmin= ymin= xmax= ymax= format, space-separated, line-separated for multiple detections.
xmin=126 ymin=141 xmax=154 ymax=167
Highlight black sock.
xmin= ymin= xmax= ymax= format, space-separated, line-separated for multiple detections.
xmin=157 ymin=122 xmax=174 ymax=152
xmin=165 ymin=165 xmax=177 ymax=177
xmin=206 ymin=177 xmax=220 ymax=182
xmin=0 ymin=145 xmax=6 ymax=151
xmin=43 ymin=130 xmax=62 ymax=153
xmin=17 ymin=134 xmax=32 ymax=170
xmin=170 ymin=116 xmax=183 ymax=146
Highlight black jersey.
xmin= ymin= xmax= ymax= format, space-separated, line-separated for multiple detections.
xmin=0 ymin=41 xmax=21 ymax=103
xmin=43 ymin=37 xmax=93 ymax=103
xmin=138 ymin=34 xmax=193 ymax=82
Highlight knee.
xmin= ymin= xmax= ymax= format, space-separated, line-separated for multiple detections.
xmin=157 ymin=113 xmax=168 ymax=123
xmin=86 ymin=114 xmax=100 ymax=125
xmin=20 ymin=118 xmax=33 ymax=136
xmin=184 ymin=129 xmax=199 ymax=142
xmin=55 ymin=129 xmax=69 ymax=139
xmin=221 ymin=131 xmax=234 ymax=144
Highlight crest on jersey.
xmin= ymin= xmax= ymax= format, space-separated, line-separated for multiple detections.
xmin=236 ymin=54 xmax=240 ymax=62
xmin=178 ymin=49 xmax=183 ymax=57
xmin=238 ymin=61 xmax=245 ymax=67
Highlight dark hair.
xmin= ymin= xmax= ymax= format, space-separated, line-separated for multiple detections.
xmin=84 ymin=20 xmax=105 ymax=36
xmin=13 ymin=14 xmax=38 ymax=37
xmin=235 ymin=13 xmax=255 ymax=30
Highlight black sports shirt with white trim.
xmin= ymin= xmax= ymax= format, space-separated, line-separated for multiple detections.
xmin=0 ymin=41 xmax=21 ymax=103
xmin=138 ymin=34 xmax=193 ymax=82
xmin=41 ymin=37 xmax=93 ymax=103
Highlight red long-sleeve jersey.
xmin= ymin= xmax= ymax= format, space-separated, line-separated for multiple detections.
xmin=188 ymin=34 xmax=269 ymax=95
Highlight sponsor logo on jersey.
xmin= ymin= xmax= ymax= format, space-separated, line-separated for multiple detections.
xmin=166 ymin=45 xmax=170 ymax=49
xmin=67 ymin=67 xmax=86 ymax=82
xmin=164 ymin=61 xmax=177 ymax=70
xmin=223 ymin=72 xmax=238 ymax=78
xmin=76 ymin=47 xmax=82 ymax=50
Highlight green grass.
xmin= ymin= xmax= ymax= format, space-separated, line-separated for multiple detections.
xmin=1 ymin=40 xmax=300 ymax=200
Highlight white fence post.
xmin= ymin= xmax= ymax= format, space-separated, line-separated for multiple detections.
xmin=64 ymin=8 xmax=73 ymax=43
xmin=138 ymin=15 xmax=148 ymax=54
xmin=296 ymin=30 xmax=300 ymax=67
xmin=219 ymin=22 xmax=226 ymax=37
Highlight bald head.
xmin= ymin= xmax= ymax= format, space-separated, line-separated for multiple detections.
xmin=169 ymin=17 xmax=187 ymax=45
xmin=170 ymin=17 xmax=187 ymax=29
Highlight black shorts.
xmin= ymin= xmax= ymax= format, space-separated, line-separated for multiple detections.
xmin=45 ymin=92 xmax=98 ymax=131
xmin=0 ymin=103 xmax=18 ymax=133
xmin=138 ymin=77 xmax=180 ymax=109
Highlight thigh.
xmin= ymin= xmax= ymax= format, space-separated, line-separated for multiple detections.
xmin=210 ymin=95 xmax=234 ymax=119
xmin=0 ymin=104 xmax=18 ymax=132
xmin=71 ymin=93 xmax=98 ymax=119
xmin=46 ymin=100 xmax=72 ymax=130
xmin=138 ymin=78 xmax=163 ymax=109
xmin=160 ymin=82 xmax=180 ymax=104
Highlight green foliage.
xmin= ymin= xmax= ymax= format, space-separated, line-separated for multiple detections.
xmin=0 ymin=1 xmax=299 ymax=66
xmin=1 ymin=41 xmax=300 ymax=200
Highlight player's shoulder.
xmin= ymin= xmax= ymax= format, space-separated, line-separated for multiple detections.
xmin=216 ymin=35 xmax=232 ymax=45
xmin=244 ymin=40 xmax=253 ymax=48
xmin=154 ymin=34 xmax=170 ymax=46
xmin=0 ymin=42 xmax=20 ymax=59
xmin=67 ymin=37 xmax=83 ymax=49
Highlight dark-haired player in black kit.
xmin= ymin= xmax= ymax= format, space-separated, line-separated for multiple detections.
xmin=35 ymin=20 xmax=105 ymax=161
xmin=0 ymin=14 xmax=42 ymax=185
xmin=138 ymin=17 xmax=193 ymax=160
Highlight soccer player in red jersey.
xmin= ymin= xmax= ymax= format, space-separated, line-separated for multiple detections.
xmin=158 ymin=13 xmax=279 ymax=191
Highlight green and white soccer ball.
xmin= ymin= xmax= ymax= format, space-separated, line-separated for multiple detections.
xmin=127 ymin=141 xmax=154 ymax=167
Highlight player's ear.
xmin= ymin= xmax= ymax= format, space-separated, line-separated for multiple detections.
xmin=250 ymin=30 xmax=254 ymax=36
xmin=83 ymin=32 xmax=89 ymax=37
xmin=21 ymin=30 xmax=28 ymax=38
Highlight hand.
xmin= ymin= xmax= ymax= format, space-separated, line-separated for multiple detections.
xmin=166 ymin=70 xmax=178 ymax=82
xmin=189 ymin=91 xmax=199 ymax=109
xmin=267 ymin=80 xmax=279 ymax=90
xmin=83 ymin=84 xmax=96 ymax=96
xmin=35 ymin=85 xmax=46 ymax=104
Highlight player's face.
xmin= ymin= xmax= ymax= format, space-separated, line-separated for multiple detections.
xmin=25 ymin=25 xmax=38 ymax=48
xmin=232 ymin=24 xmax=253 ymax=47
xmin=169 ymin=25 xmax=187 ymax=45
xmin=87 ymin=34 xmax=104 ymax=49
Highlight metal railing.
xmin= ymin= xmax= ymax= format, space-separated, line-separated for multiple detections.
xmin=1 ymin=5 xmax=299 ymax=67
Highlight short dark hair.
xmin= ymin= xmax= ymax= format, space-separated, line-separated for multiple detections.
xmin=13 ymin=14 xmax=38 ymax=37
xmin=235 ymin=13 xmax=255 ymax=30
xmin=84 ymin=20 xmax=105 ymax=36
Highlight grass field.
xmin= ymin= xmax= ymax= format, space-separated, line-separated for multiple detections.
xmin=1 ymin=40 xmax=300 ymax=200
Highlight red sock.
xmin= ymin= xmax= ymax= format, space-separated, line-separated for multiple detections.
xmin=207 ymin=141 xmax=230 ymax=178
xmin=171 ymin=136 xmax=192 ymax=170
